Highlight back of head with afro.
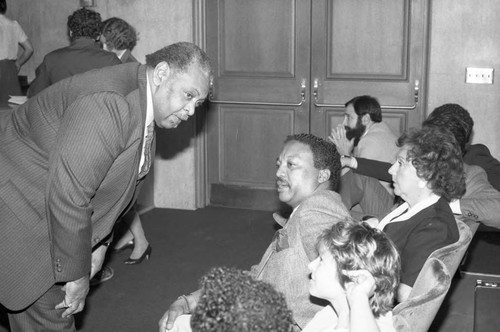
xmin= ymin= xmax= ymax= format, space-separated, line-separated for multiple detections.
xmin=191 ymin=267 xmax=294 ymax=332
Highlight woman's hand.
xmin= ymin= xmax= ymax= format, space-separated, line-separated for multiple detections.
xmin=345 ymin=269 xmax=376 ymax=302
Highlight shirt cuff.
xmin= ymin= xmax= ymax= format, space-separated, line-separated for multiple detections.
xmin=449 ymin=199 xmax=461 ymax=214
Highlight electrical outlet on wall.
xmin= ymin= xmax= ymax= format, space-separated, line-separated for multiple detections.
xmin=466 ymin=67 xmax=494 ymax=84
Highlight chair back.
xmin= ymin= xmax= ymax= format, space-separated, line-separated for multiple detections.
xmin=392 ymin=218 xmax=474 ymax=332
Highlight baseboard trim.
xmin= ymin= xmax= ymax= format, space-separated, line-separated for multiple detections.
xmin=136 ymin=205 xmax=155 ymax=215
xmin=210 ymin=184 xmax=282 ymax=211
xmin=461 ymin=271 xmax=500 ymax=279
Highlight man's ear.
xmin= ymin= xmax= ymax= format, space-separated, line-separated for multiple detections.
xmin=361 ymin=113 xmax=371 ymax=126
xmin=318 ymin=169 xmax=331 ymax=184
xmin=153 ymin=61 xmax=170 ymax=86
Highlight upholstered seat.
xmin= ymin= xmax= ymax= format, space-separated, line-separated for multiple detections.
xmin=392 ymin=219 xmax=474 ymax=332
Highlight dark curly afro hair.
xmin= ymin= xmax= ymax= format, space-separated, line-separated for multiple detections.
xmin=67 ymin=7 xmax=102 ymax=41
xmin=422 ymin=103 xmax=474 ymax=155
xmin=190 ymin=267 xmax=294 ymax=332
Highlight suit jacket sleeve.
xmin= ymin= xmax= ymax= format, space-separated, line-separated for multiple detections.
xmin=354 ymin=157 xmax=392 ymax=182
xmin=27 ymin=60 xmax=51 ymax=98
xmin=295 ymin=196 xmax=351 ymax=261
xmin=47 ymin=92 xmax=131 ymax=282
xmin=461 ymin=164 xmax=500 ymax=228
xmin=464 ymin=144 xmax=500 ymax=191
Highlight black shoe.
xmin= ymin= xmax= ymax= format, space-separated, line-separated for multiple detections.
xmin=90 ymin=266 xmax=114 ymax=286
xmin=124 ymin=245 xmax=152 ymax=265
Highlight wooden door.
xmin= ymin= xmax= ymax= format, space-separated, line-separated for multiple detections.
xmin=205 ymin=0 xmax=429 ymax=210
xmin=310 ymin=0 xmax=428 ymax=137
xmin=205 ymin=0 xmax=312 ymax=210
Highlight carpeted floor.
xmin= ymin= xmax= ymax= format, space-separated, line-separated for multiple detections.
xmin=461 ymin=228 xmax=500 ymax=275
xmin=0 ymin=207 xmax=276 ymax=332
xmin=1 ymin=207 xmax=500 ymax=331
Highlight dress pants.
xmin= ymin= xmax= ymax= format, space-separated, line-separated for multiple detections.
xmin=339 ymin=170 xmax=395 ymax=220
xmin=0 ymin=59 xmax=22 ymax=106
xmin=7 ymin=283 xmax=75 ymax=332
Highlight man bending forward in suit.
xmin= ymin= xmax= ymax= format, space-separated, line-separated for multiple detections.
xmin=0 ymin=42 xmax=212 ymax=331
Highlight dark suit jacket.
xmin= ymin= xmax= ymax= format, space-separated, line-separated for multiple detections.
xmin=463 ymin=144 xmax=500 ymax=191
xmin=0 ymin=62 xmax=149 ymax=310
xmin=27 ymin=37 xmax=121 ymax=97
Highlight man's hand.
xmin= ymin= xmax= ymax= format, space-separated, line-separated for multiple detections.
xmin=158 ymin=296 xmax=192 ymax=331
xmin=90 ymin=244 xmax=108 ymax=279
xmin=328 ymin=124 xmax=354 ymax=156
xmin=54 ymin=275 xmax=90 ymax=318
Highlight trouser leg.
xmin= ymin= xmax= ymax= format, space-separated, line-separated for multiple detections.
xmin=8 ymin=284 xmax=75 ymax=332
xmin=339 ymin=171 xmax=394 ymax=220
xmin=358 ymin=175 xmax=395 ymax=219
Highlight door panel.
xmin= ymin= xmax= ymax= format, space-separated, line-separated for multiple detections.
xmin=206 ymin=0 xmax=311 ymax=209
xmin=328 ymin=0 xmax=407 ymax=77
xmin=311 ymin=0 xmax=427 ymax=138
xmin=219 ymin=106 xmax=295 ymax=187
xmin=208 ymin=0 xmax=310 ymax=104
xmin=220 ymin=1 xmax=295 ymax=77
xmin=205 ymin=0 xmax=429 ymax=210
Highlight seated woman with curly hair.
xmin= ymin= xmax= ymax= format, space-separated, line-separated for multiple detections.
xmin=169 ymin=266 xmax=294 ymax=332
xmin=374 ymin=126 xmax=466 ymax=302
xmin=304 ymin=221 xmax=400 ymax=332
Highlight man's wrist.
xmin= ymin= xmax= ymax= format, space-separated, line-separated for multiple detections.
xmin=177 ymin=295 xmax=192 ymax=314
xmin=178 ymin=293 xmax=198 ymax=314
xmin=340 ymin=155 xmax=357 ymax=169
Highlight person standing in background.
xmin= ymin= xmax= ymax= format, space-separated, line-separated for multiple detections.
xmin=27 ymin=7 xmax=121 ymax=98
xmin=101 ymin=17 xmax=138 ymax=63
xmin=0 ymin=0 xmax=33 ymax=105
xmin=100 ymin=17 xmax=152 ymax=265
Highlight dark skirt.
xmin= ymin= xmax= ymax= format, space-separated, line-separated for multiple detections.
xmin=0 ymin=59 xmax=22 ymax=106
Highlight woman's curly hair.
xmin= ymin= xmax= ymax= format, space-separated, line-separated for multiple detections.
xmin=101 ymin=17 xmax=137 ymax=51
xmin=284 ymin=133 xmax=341 ymax=191
xmin=67 ymin=8 xmax=102 ymax=41
xmin=317 ymin=221 xmax=401 ymax=318
xmin=190 ymin=267 xmax=294 ymax=332
xmin=398 ymin=126 xmax=466 ymax=201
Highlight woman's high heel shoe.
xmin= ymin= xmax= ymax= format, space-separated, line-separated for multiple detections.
xmin=112 ymin=240 xmax=134 ymax=253
xmin=124 ymin=245 xmax=152 ymax=265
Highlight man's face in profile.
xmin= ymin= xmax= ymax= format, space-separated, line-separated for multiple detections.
xmin=342 ymin=104 xmax=366 ymax=146
xmin=275 ymin=141 xmax=321 ymax=209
